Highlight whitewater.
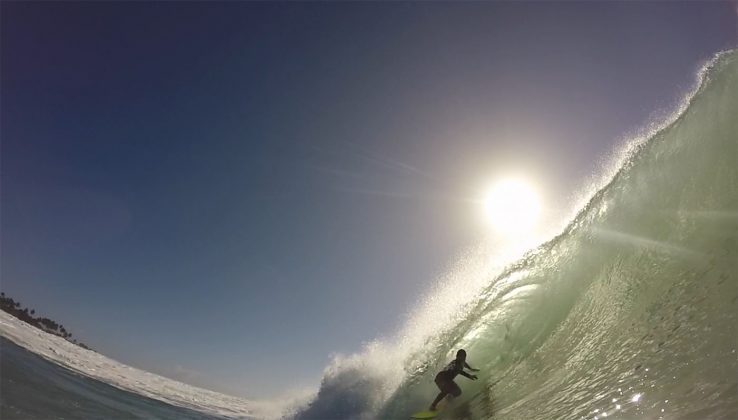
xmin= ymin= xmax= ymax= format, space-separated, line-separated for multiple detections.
xmin=1 ymin=50 xmax=736 ymax=420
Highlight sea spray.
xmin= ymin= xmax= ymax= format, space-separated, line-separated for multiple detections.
xmin=295 ymin=241 xmax=522 ymax=419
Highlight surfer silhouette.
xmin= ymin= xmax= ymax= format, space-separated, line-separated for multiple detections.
xmin=429 ymin=349 xmax=479 ymax=411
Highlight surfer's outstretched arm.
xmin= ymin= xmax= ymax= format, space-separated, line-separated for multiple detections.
xmin=464 ymin=362 xmax=479 ymax=372
xmin=460 ymin=371 xmax=478 ymax=380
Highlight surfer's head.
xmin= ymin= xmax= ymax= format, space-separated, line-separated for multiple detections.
xmin=456 ymin=349 xmax=466 ymax=361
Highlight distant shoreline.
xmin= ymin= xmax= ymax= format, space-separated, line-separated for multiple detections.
xmin=0 ymin=292 xmax=92 ymax=351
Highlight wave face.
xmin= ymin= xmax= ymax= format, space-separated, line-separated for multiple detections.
xmin=295 ymin=50 xmax=738 ymax=420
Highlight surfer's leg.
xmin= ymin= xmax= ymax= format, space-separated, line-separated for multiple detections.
xmin=431 ymin=376 xmax=452 ymax=410
xmin=429 ymin=391 xmax=447 ymax=411
xmin=449 ymin=381 xmax=461 ymax=397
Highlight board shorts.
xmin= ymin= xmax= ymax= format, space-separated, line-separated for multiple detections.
xmin=434 ymin=372 xmax=461 ymax=397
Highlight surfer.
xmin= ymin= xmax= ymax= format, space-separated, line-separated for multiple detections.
xmin=429 ymin=349 xmax=479 ymax=411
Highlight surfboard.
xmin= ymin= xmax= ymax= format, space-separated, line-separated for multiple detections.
xmin=410 ymin=395 xmax=450 ymax=418
xmin=410 ymin=409 xmax=439 ymax=419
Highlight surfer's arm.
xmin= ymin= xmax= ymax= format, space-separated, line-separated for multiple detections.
xmin=460 ymin=371 xmax=478 ymax=380
xmin=464 ymin=362 xmax=479 ymax=372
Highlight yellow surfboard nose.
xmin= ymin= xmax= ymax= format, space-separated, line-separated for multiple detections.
xmin=410 ymin=409 xmax=439 ymax=419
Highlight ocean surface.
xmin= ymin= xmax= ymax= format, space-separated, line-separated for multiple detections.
xmin=0 ymin=337 xmax=216 ymax=419
xmin=0 ymin=309 xmax=264 ymax=419
xmin=1 ymin=50 xmax=736 ymax=420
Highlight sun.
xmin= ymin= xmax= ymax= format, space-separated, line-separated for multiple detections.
xmin=483 ymin=178 xmax=541 ymax=234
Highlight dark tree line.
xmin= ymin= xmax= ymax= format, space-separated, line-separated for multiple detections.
xmin=0 ymin=292 xmax=92 ymax=351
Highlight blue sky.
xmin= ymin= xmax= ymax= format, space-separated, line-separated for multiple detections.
xmin=2 ymin=2 xmax=735 ymax=398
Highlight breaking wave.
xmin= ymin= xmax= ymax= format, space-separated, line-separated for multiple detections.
xmin=294 ymin=50 xmax=738 ymax=420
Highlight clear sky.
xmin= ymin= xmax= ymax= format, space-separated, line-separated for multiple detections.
xmin=2 ymin=2 xmax=735 ymax=398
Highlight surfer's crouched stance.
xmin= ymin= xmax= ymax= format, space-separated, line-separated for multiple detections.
xmin=429 ymin=349 xmax=479 ymax=411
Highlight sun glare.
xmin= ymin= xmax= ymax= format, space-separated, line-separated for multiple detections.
xmin=483 ymin=178 xmax=541 ymax=234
